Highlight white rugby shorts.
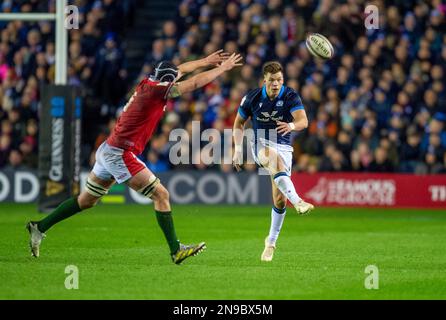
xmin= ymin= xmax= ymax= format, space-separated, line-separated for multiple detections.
xmin=250 ymin=138 xmax=293 ymax=176
xmin=92 ymin=142 xmax=147 ymax=184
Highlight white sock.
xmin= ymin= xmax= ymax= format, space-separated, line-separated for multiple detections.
xmin=273 ymin=172 xmax=302 ymax=206
xmin=268 ymin=206 xmax=286 ymax=245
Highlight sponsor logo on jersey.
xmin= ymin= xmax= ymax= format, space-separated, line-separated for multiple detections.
xmin=276 ymin=100 xmax=283 ymax=107
xmin=256 ymin=110 xmax=283 ymax=122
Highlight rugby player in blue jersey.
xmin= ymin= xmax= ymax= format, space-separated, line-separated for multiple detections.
xmin=232 ymin=61 xmax=314 ymax=262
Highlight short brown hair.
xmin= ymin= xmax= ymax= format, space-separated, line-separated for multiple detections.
xmin=262 ymin=61 xmax=283 ymax=76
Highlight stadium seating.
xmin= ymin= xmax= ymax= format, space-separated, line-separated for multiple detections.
xmin=0 ymin=0 xmax=445 ymax=174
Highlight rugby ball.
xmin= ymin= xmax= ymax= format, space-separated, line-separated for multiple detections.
xmin=305 ymin=33 xmax=334 ymax=59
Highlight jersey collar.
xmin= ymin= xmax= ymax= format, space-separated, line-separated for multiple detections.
xmin=262 ymin=85 xmax=285 ymax=101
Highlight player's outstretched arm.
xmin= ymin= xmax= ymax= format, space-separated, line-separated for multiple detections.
xmin=276 ymin=110 xmax=309 ymax=136
xmin=232 ymin=112 xmax=247 ymax=172
xmin=169 ymin=53 xmax=243 ymax=98
xmin=177 ymin=50 xmax=230 ymax=75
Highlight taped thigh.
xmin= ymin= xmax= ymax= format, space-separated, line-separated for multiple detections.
xmin=86 ymin=177 xmax=110 ymax=197
xmin=138 ymin=175 xmax=161 ymax=198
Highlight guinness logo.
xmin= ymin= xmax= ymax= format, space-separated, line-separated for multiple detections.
xmin=72 ymin=182 xmax=80 ymax=196
xmin=46 ymin=180 xmax=65 ymax=196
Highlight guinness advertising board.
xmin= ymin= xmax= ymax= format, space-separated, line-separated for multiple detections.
xmin=38 ymin=85 xmax=81 ymax=212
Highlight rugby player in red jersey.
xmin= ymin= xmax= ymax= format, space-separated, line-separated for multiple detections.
xmin=27 ymin=51 xmax=243 ymax=264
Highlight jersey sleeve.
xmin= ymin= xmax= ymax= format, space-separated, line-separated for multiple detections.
xmin=289 ymin=92 xmax=305 ymax=113
xmin=141 ymin=80 xmax=174 ymax=100
xmin=155 ymin=81 xmax=175 ymax=99
xmin=238 ymin=95 xmax=252 ymax=120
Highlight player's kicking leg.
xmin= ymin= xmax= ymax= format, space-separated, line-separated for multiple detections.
xmin=257 ymin=146 xmax=314 ymax=215
xmin=126 ymin=168 xmax=206 ymax=265
xmin=26 ymin=172 xmax=115 ymax=257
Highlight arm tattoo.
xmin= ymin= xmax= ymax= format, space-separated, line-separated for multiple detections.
xmin=168 ymin=84 xmax=181 ymax=98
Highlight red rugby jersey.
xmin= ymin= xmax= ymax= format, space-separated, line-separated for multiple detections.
xmin=107 ymin=78 xmax=173 ymax=155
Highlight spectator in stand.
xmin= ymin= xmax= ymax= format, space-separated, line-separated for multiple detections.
xmin=369 ymin=147 xmax=394 ymax=173
xmin=416 ymin=151 xmax=444 ymax=174
xmin=318 ymin=143 xmax=349 ymax=172
xmin=93 ymin=32 xmax=127 ymax=106
xmin=351 ymin=142 xmax=373 ymax=172
xmin=145 ymin=39 xmax=167 ymax=66
xmin=0 ymin=134 xmax=11 ymax=167
xmin=146 ymin=150 xmax=170 ymax=173
xmin=4 ymin=149 xmax=24 ymax=170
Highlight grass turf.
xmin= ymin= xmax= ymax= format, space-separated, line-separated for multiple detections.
xmin=0 ymin=203 xmax=445 ymax=299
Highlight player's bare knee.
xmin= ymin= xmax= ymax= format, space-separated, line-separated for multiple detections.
xmin=83 ymin=176 xmax=110 ymax=209
xmin=257 ymin=148 xmax=269 ymax=167
xmin=151 ymin=184 xmax=170 ymax=211
xmin=81 ymin=200 xmax=97 ymax=210
xmin=77 ymin=192 xmax=98 ymax=210
xmin=152 ymin=184 xmax=169 ymax=202
xmin=259 ymin=147 xmax=282 ymax=174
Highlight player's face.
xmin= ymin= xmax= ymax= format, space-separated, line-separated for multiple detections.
xmin=264 ymin=72 xmax=284 ymax=99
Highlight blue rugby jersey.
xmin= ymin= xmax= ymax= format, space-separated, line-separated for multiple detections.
xmin=238 ymin=85 xmax=305 ymax=150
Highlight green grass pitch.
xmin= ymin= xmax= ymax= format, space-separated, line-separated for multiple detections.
xmin=0 ymin=203 xmax=445 ymax=299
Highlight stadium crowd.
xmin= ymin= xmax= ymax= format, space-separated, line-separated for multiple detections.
xmin=0 ymin=0 xmax=136 ymax=169
xmin=135 ymin=0 xmax=446 ymax=174
xmin=1 ymin=0 xmax=446 ymax=175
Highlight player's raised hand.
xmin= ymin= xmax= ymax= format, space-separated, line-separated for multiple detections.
xmin=204 ymin=49 xmax=231 ymax=67
xmin=219 ymin=53 xmax=243 ymax=71
xmin=276 ymin=121 xmax=294 ymax=136
xmin=232 ymin=145 xmax=243 ymax=172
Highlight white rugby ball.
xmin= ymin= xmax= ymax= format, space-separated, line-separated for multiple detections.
xmin=305 ymin=33 xmax=334 ymax=59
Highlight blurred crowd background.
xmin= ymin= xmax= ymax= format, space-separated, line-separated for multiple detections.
xmin=0 ymin=0 xmax=445 ymax=174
